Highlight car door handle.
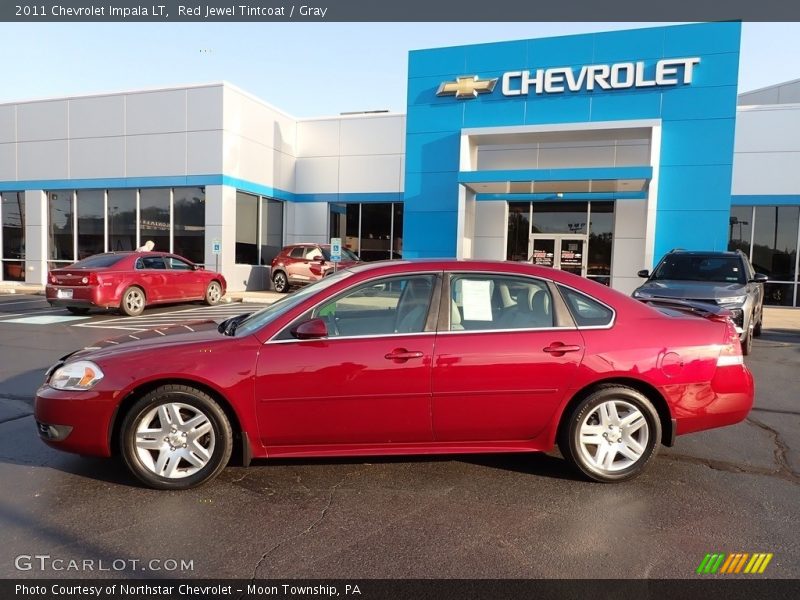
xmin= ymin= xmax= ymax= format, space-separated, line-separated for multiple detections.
xmin=543 ymin=343 xmax=582 ymax=356
xmin=385 ymin=349 xmax=424 ymax=362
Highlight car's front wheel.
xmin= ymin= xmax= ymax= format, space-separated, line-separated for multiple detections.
xmin=558 ymin=385 xmax=661 ymax=482
xmin=204 ymin=280 xmax=223 ymax=305
xmin=120 ymin=385 xmax=232 ymax=490
xmin=272 ymin=271 xmax=289 ymax=293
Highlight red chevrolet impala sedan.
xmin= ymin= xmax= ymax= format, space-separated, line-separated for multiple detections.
xmin=45 ymin=251 xmax=226 ymax=316
xmin=35 ymin=260 xmax=753 ymax=489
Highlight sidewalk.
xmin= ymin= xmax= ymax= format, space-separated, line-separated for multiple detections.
xmin=2 ymin=281 xmax=799 ymax=330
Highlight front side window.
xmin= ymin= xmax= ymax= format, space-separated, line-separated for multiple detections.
xmin=305 ymin=247 xmax=323 ymax=260
xmin=449 ymin=275 xmax=554 ymax=331
xmin=168 ymin=257 xmax=193 ymax=270
xmin=313 ymin=275 xmax=436 ymax=337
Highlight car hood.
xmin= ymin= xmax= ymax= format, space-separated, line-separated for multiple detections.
xmin=635 ymin=280 xmax=747 ymax=301
xmin=67 ymin=320 xmax=224 ymax=362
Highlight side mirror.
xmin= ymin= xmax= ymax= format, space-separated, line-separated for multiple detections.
xmin=192 ymin=264 xmax=204 ymax=271
xmin=637 ymin=269 xmax=650 ymax=278
xmin=751 ymin=273 xmax=768 ymax=283
xmin=314 ymin=255 xmax=326 ymax=263
xmin=291 ymin=318 xmax=328 ymax=340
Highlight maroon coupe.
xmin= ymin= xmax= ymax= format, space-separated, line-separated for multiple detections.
xmin=35 ymin=260 xmax=753 ymax=489
xmin=46 ymin=251 xmax=226 ymax=316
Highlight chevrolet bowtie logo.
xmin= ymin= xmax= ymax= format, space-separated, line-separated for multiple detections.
xmin=436 ymin=75 xmax=498 ymax=99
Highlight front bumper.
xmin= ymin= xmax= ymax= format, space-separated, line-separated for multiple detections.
xmin=34 ymin=385 xmax=118 ymax=457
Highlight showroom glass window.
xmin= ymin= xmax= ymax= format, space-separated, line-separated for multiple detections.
xmin=260 ymin=198 xmax=283 ymax=265
xmin=728 ymin=205 xmax=800 ymax=307
xmin=506 ymin=202 xmax=531 ymax=261
xmin=330 ymin=202 xmax=404 ymax=260
xmin=174 ymin=187 xmax=205 ymax=264
xmin=139 ymin=188 xmax=171 ymax=254
xmin=587 ymin=202 xmax=614 ymax=286
xmin=532 ymin=202 xmax=587 ymax=234
xmin=48 ymin=190 xmax=74 ymax=265
xmin=753 ymin=206 xmax=799 ymax=307
xmin=76 ymin=190 xmax=105 ymax=260
xmin=1 ymin=192 xmax=25 ymax=281
xmin=108 ymin=189 xmax=137 ymax=252
xmin=235 ymin=192 xmax=258 ymax=265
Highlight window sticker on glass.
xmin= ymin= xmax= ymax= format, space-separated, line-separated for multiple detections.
xmin=461 ymin=279 xmax=493 ymax=321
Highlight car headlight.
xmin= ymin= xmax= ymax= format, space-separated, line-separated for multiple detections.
xmin=718 ymin=295 xmax=747 ymax=305
xmin=49 ymin=361 xmax=105 ymax=391
xmin=632 ymin=290 xmax=652 ymax=299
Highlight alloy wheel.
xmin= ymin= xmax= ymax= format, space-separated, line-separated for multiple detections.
xmin=133 ymin=402 xmax=215 ymax=479
xmin=577 ymin=399 xmax=650 ymax=474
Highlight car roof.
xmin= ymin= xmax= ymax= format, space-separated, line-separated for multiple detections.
xmin=666 ymin=249 xmax=742 ymax=257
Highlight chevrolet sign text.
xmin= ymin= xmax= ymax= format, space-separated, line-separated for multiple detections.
xmin=501 ymin=57 xmax=700 ymax=96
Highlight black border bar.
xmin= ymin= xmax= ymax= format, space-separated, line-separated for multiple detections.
xmin=4 ymin=579 xmax=800 ymax=600
xmin=4 ymin=1 xmax=800 ymax=22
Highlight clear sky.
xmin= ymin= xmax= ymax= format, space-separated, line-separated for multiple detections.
xmin=2 ymin=22 xmax=798 ymax=116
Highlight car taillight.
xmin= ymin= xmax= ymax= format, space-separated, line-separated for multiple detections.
xmin=88 ymin=273 xmax=99 ymax=285
xmin=717 ymin=319 xmax=743 ymax=367
xmin=48 ymin=273 xmax=57 ymax=284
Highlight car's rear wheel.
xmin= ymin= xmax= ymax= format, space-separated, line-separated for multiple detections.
xmin=120 ymin=286 xmax=145 ymax=316
xmin=558 ymin=385 xmax=660 ymax=482
xmin=120 ymin=385 xmax=232 ymax=490
xmin=272 ymin=271 xmax=289 ymax=293
xmin=204 ymin=281 xmax=223 ymax=305
xmin=66 ymin=307 xmax=90 ymax=315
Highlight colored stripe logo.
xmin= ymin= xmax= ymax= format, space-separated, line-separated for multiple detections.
xmin=696 ymin=553 xmax=773 ymax=574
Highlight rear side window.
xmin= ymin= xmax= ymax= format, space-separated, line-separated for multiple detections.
xmin=558 ymin=285 xmax=614 ymax=327
xmin=72 ymin=254 xmax=126 ymax=268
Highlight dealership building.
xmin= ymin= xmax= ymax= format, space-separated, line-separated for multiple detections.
xmin=1 ymin=21 xmax=799 ymax=305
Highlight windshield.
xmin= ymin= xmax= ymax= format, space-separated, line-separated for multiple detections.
xmin=234 ymin=269 xmax=355 ymax=336
xmin=321 ymin=247 xmax=360 ymax=261
xmin=651 ymin=255 xmax=746 ymax=284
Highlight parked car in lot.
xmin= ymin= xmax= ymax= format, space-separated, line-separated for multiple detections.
xmin=45 ymin=251 xmax=226 ymax=316
xmin=632 ymin=249 xmax=767 ymax=355
xmin=270 ymin=243 xmax=360 ymax=293
xmin=35 ymin=260 xmax=753 ymax=490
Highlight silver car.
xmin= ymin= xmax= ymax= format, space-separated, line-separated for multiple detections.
xmin=632 ymin=250 xmax=768 ymax=355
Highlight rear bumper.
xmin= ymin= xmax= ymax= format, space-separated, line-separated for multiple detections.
xmin=45 ymin=285 xmax=117 ymax=309
xmin=670 ymin=364 xmax=755 ymax=436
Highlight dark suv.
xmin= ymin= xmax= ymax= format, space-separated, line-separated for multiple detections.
xmin=270 ymin=244 xmax=360 ymax=293
xmin=633 ymin=249 xmax=768 ymax=354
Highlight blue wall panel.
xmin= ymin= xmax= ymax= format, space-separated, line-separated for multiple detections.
xmin=404 ymin=22 xmax=742 ymax=260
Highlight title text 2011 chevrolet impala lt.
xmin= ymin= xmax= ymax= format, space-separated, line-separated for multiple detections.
xmin=34 ymin=260 xmax=754 ymax=490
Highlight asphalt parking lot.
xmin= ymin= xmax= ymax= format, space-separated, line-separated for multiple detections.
xmin=0 ymin=293 xmax=797 ymax=580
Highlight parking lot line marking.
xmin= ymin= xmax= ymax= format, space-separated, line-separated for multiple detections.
xmin=2 ymin=315 xmax=90 ymax=325
xmin=0 ymin=298 xmax=51 ymax=306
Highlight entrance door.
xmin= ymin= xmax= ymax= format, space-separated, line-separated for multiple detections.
xmin=529 ymin=235 xmax=587 ymax=277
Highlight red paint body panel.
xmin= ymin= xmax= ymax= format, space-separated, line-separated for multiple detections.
xmin=45 ymin=252 xmax=225 ymax=310
xmin=34 ymin=260 xmax=754 ymax=464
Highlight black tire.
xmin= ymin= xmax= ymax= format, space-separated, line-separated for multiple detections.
xmin=119 ymin=286 xmax=146 ymax=316
xmin=272 ymin=271 xmax=289 ymax=293
xmin=119 ymin=384 xmax=233 ymax=490
xmin=741 ymin=327 xmax=753 ymax=356
xmin=558 ymin=385 xmax=661 ymax=483
xmin=753 ymin=313 xmax=763 ymax=338
xmin=204 ymin=280 xmax=223 ymax=306
xmin=66 ymin=307 xmax=90 ymax=315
